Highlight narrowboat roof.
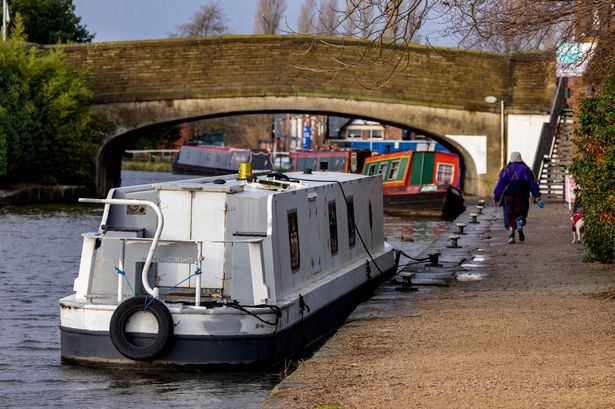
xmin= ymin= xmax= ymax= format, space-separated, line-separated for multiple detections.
xmin=118 ymin=171 xmax=374 ymax=196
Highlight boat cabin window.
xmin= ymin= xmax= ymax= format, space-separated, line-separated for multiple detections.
xmin=388 ymin=160 xmax=401 ymax=180
xmin=347 ymin=197 xmax=356 ymax=247
xmin=436 ymin=163 xmax=455 ymax=185
xmin=370 ymin=130 xmax=384 ymax=139
xmin=377 ymin=162 xmax=387 ymax=175
xmin=328 ymin=201 xmax=338 ymax=254
xmin=366 ymin=164 xmax=376 ymax=176
xmin=288 ymin=211 xmax=300 ymax=270
xmin=348 ymin=131 xmax=362 ymax=139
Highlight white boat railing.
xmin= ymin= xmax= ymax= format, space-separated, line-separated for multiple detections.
xmin=80 ymin=198 xmax=165 ymax=299
xmin=79 ymin=198 xmax=269 ymax=306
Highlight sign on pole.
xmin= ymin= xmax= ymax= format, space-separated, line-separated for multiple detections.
xmin=556 ymin=42 xmax=593 ymax=77
xmin=302 ymin=125 xmax=311 ymax=150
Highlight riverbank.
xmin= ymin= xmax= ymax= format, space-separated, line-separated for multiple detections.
xmin=262 ymin=203 xmax=615 ymax=409
xmin=121 ymin=160 xmax=172 ymax=173
xmin=0 ymin=184 xmax=92 ymax=205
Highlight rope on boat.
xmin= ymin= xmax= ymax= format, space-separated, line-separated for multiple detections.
xmin=144 ymin=267 xmax=202 ymax=310
xmin=225 ymin=303 xmax=282 ymax=326
xmin=299 ymin=294 xmax=311 ymax=315
xmin=115 ymin=266 xmax=135 ymax=296
xmin=396 ymin=250 xmax=430 ymax=262
xmin=392 ymin=250 xmax=431 ymax=273
xmin=123 ymin=264 xmax=282 ymax=326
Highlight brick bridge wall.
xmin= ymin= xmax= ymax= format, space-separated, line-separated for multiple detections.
xmin=55 ymin=36 xmax=555 ymax=195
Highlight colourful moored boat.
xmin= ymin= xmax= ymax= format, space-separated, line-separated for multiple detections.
xmin=362 ymin=150 xmax=465 ymax=219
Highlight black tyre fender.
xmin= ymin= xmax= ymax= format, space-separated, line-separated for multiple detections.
xmin=109 ymin=296 xmax=174 ymax=361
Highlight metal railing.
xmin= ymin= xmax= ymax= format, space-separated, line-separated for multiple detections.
xmin=532 ymin=77 xmax=569 ymax=177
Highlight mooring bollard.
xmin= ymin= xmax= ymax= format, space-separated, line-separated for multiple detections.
xmin=476 ymin=205 xmax=484 ymax=214
xmin=456 ymin=223 xmax=466 ymax=235
xmin=395 ymin=272 xmax=418 ymax=292
xmin=426 ymin=251 xmax=442 ymax=267
xmin=469 ymin=213 xmax=480 ymax=223
xmin=447 ymin=235 xmax=461 ymax=248
xmin=477 ymin=199 xmax=485 ymax=207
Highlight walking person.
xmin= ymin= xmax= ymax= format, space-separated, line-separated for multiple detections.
xmin=493 ymin=152 xmax=543 ymax=244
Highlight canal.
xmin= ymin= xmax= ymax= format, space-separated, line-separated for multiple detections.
xmin=0 ymin=171 xmax=449 ymax=408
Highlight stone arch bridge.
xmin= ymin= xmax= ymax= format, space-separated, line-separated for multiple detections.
xmin=58 ymin=36 xmax=555 ymax=197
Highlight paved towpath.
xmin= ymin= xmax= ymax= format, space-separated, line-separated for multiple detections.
xmin=262 ymin=202 xmax=615 ymax=409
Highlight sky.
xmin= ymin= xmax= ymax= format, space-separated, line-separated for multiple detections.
xmin=72 ymin=1 xmax=453 ymax=46
xmin=73 ymin=0 xmax=304 ymax=42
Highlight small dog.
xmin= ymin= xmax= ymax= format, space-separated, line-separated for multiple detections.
xmin=571 ymin=211 xmax=584 ymax=243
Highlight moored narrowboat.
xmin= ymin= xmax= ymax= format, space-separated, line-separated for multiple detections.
xmin=362 ymin=150 xmax=466 ymax=219
xmin=172 ymin=144 xmax=273 ymax=176
xmin=60 ymin=170 xmax=396 ymax=367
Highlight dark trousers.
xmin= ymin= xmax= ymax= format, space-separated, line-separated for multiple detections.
xmin=503 ymin=196 xmax=529 ymax=229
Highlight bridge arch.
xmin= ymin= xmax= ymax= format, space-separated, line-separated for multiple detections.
xmin=96 ymin=96 xmax=492 ymax=196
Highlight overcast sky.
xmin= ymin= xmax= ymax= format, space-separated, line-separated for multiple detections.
xmin=73 ymin=0 xmax=304 ymax=42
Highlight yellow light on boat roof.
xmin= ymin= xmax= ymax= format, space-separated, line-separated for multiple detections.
xmin=238 ymin=163 xmax=252 ymax=180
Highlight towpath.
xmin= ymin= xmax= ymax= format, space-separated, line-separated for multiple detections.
xmin=262 ymin=202 xmax=615 ymax=409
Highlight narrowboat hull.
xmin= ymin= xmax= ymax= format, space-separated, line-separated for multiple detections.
xmin=60 ymin=249 xmax=395 ymax=367
xmin=383 ymin=184 xmax=466 ymax=219
xmin=60 ymin=270 xmax=394 ymax=367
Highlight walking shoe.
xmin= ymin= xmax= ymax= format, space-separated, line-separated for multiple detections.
xmin=517 ymin=228 xmax=525 ymax=242
xmin=516 ymin=220 xmax=525 ymax=242
xmin=507 ymin=227 xmax=515 ymax=244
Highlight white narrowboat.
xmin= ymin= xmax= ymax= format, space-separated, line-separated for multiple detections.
xmin=60 ymin=169 xmax=397 ymax=366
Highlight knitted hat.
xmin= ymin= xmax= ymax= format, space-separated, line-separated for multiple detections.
xmin=509 ymin=152 xmax=523 ymax=162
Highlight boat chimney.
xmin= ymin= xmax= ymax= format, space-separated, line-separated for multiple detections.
xmin=238 ymin=163 xmax=252 ymax=180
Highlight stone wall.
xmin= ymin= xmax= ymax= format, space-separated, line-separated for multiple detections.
xmin=55 ymin=36 xmax=552 ymax=115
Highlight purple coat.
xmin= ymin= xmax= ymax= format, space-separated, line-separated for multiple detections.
xmin=493 ymin=161 xmax=541 ymax=203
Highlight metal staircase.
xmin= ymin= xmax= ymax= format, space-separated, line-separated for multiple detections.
xmin=532 ymin=78 xmax=573 ymax=201
xmin=537 ymin=108 xmax=574 ymax=199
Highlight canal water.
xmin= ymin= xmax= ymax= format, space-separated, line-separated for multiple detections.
xmin=0 ymin=170 xmax=448 ymax=408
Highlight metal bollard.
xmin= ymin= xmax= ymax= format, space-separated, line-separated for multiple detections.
xmin=395 ymin=272 xmax=418 ymax=292
xmin=478 ymin=199 xmax=485 ymax=207
xmin=476 ymin=205 xmax=484 ymax=214
xmin=426 ymin=251 xmax=442 ymax=267
xmin=456 ymin=223 xmax=466 ymax=235
xmin=447 ymin=235 xmax=461 ymax=248
xmin=469 ymin=213 xmax=480 ymax=223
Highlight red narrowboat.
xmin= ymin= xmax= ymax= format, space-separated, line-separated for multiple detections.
xmin=362 ymin=150 xmax=465 ymax=219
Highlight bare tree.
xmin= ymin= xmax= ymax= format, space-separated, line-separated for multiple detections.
xmin=298 ymin=0 xmax=318 ymax=33
xmin=290 ymin=0 xmax=615 ymax=87
xmin=438 ymin=0 xmax=615 ymax=76
xmin=318 ymin=0 xmax=338 ymax=35
xmin=254 ymin=0 xmax=288 ymax=34
xmin=170 ymin=2 xmax=229 ymax=38
xmin=383 ymin=0 xmax=422 ymax=44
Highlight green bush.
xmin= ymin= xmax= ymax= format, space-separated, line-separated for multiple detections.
xmin=0 ymin=15 xmax=99 ymax=185
xmin=569 ymin=79 xmax=615 ymax=263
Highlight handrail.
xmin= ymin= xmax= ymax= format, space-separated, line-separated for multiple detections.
xmin=532 ymin=77 xmax=569 ymax=176
xmin=79 ymin=198 xmax=164 ymax=298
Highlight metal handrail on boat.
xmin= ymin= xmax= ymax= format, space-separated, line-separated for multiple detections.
xmin=79 ymin=198 xmax=164 ymax=299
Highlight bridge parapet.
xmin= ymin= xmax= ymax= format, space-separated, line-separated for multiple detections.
xmin=56 ymin=36 xmax=552 ymax=114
